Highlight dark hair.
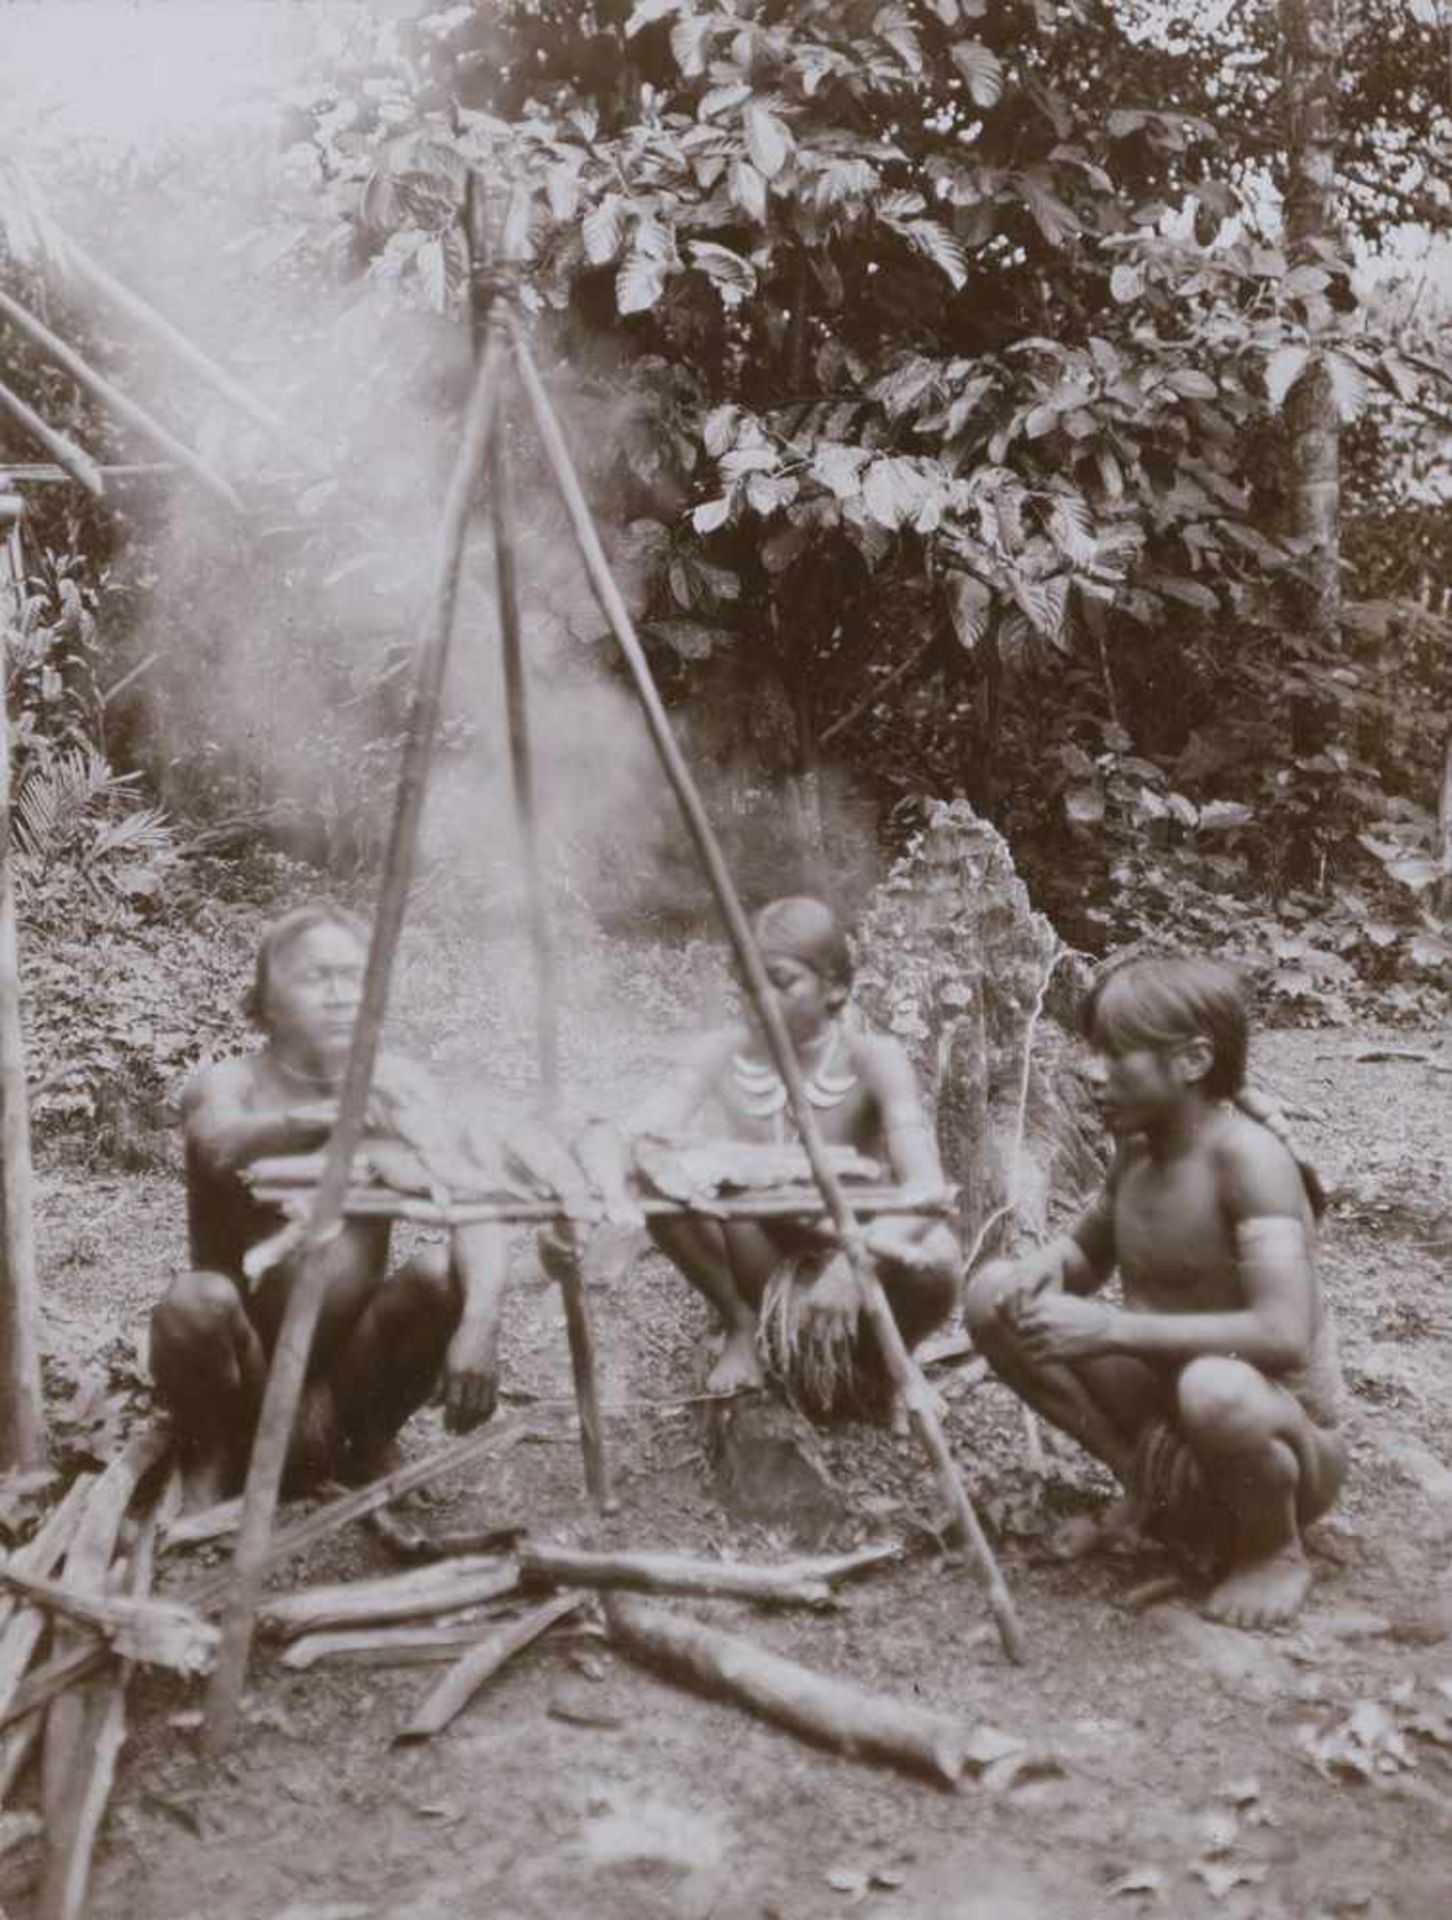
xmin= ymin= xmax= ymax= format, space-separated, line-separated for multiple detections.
xmin=246 ymin=903 xmax=368 ymax=1027
xmin=1080 ymin=953 xmax=1249 ymax=1099
xmin=751 ymin=895 xmax=853 ymax=988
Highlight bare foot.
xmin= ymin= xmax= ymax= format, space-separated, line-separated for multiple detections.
xmin=1049 ymin=1494 xmax=1145 ymax=1561
xmin=707 ymin=1330 xmax=765 ymax=1396
xmin=889 ymin=1382 xmax=946 ymax=1436
xmin=1203 ymin=1541 xmax=1312 ymax=1629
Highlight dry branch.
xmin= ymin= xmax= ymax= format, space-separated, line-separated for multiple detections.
xmin=518 ymin=1542 xmax=898 ymax=1607
xmin=394 ymin=1591 xmax=587 ymax=1742
xmin=280 ymin=1619 xmax=529 ymax=1671
xmin=3 ymin=1422 xmax=535 ymax=1729
xmin=43 ymin=1431 xmax=168 ymax=1826
xmin=0 ymin=1476 xmax=95 ymax=1795
xmin=607 ymin=1596 xmax=1022 ymax=1787
xmin=368 ymin=1509 xmax=525 ymax=1564
xmin=37 ymin=1485 xmax=165 ymax=1920
xmin=0 ymin=1569 xmax=215 ymax=1675
xmin=261 ymin=1556 xmax=521 ymax=1641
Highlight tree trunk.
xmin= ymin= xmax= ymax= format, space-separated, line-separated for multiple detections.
xmin=854 ymin=802 xmax=1101 ymax=1271
xmin=1280 ymin=0 xmax=1344 ymax=651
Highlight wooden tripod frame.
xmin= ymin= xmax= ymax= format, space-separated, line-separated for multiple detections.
xmin=204 ymin=263 xmax=1024 ymax=1748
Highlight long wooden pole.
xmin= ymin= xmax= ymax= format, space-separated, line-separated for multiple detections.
xmin=488 ymin=376 xmax=611 ymax=1508
xmin=510 ymin=322 xmax=1023 ymax=1662
xmin=204 ymin=329 xmax=510 ymax=1748
xmin=0 ymin=615 xmax=45 ymax=1472
xmin=0 ymin=287 xmax=243 ymax=512
xmin=0 ymin=382 xmax=103 ymax=498
xmin=52 ymin=225 xmax=294 ymax=450
xmin=490 ymin=424 xmax=561 ymax=1104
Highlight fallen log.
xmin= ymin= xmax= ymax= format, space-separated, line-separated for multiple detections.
xmin=0 ymin=1568 xmax=216 ymax=1675
xmin=38 ymin=1484 xmax=165 ymax=1920
xmin=518 ymin=1542 xmax=899 ymax=1607
xmin=607 ymin=1595 xmax=1022 ymax=1788
xmin=260 ymin=1556 xmax=521 ymax=1642
xmin=2 ymin=1422 xmax=535 ymax=1728
xmin=394 ymin=1591 xmax=587 ymax=1743
xmin=280 ymin=1617 xmax=531 ymax=1671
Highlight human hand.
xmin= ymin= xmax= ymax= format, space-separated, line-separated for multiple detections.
xmin=443 ymin=1320 xmax=499 ymax=1432
xmin=802 ymin=1257 xmax=863 ymax=1341
xmin=1011 ymin=1290 xmax=1117 ymax=1364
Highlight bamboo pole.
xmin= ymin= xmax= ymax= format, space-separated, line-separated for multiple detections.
xmin=52 ymin=224 xmax=294 ymax=449
xmin=510 ymin=322 xmax=1024 ymax=1663
xmin=0 ymin=618 xmax=45 ymax=1471
xmin=490 ymin=417 xmax=561 ymax=1104
xmin=486 ymin=347 xmax=612 ymax=1508
xmin=0 ymin=287 xmax=243 ymax=512
xmin=204 ymin=328 xmax=510 ymax=1749
xmin=0 ymin=380 xmax=103 ymax=498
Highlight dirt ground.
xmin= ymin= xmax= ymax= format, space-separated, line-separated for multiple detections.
xmin=7 ymin=929 xmax=1452 ymax=1920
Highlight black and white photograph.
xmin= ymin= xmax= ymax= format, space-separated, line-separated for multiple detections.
xmin=0 ymin=1 xmax=1449 ymax=1914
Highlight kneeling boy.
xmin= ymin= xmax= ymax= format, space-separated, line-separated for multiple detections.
xmin=965 ymin=953 xmax=1344 ymax=1629
xmin=634 ymin=896 xmax=961 ymax=1417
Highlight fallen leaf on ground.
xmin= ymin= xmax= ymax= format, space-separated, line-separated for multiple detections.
xmin=1191 ymin=1860 xmax=1267 ymax=1901
xmin=1107 ymin=1866 xmax=1163 ymax=1897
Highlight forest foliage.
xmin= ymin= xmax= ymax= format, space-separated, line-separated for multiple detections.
xmin=2 ymin=0 xmax=1452 ymax=1151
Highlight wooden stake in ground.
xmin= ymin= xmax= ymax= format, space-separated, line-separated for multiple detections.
xmin=0 ymin=614 xmax=45 ymax=1471
xmin=0 ymin=287 xmax=244 ymax=512
xmin=607 ymin=1595 xmax=1022 ymax=1787
xmin=510 ymin=321 xmax=1024 ymax=1663
xmin=204 ymin=329 xmax=510 ymax=1749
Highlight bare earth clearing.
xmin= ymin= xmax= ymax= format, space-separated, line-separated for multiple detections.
xmin=6 ymin=923 xmax=1452 ymax=1920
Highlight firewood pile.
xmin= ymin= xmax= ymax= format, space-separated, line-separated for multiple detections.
xmin=0 ymin=1413 xmax=1040 ymax=1917
xmin=0 ymin=1143 xmax=1032 ymax=1918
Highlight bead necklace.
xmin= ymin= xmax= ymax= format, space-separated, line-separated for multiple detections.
xmin=730 ymin=1020 xmax=858 ymax=1141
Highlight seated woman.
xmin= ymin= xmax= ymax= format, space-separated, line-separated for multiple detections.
xmin=620 ymin=895 xmax=961 ymax=1420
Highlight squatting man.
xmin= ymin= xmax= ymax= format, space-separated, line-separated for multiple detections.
xmin=150 ymin=904 xmax=506 ymax=1513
